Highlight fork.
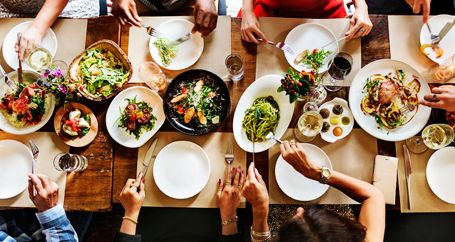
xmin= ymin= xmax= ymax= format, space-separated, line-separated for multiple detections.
xmin=258 ymin=38 xmax=295 ymax=55
xmin=28 ymin=140 xmax=39 ymax=196
xmin=425 ymin=23 xmax=440 ymax=45
xmin=224 ymin=141 xmax=234 ymax=172
xmin=142 ymin=24 xmax=164 ymax=38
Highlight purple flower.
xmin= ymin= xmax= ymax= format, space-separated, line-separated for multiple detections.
xmin=51 ymin=69 xmax=63 ymax=78
xmin=58 ymin=85 xmax=68 ymax=95
xmin=43 ymin=69 xmax=51 ymax=78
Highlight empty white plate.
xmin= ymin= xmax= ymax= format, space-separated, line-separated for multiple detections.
xmin=0 ymin=140 xmax=33 ymax=199
xmin=106 ymin=86 xmax=165 ymax=148
xmin=149 ymin=19 xmax=204 ymax=70
xmin=2 ymin=21 xmax=57 ymax=70
xmin=284 ymin=23 xmax=338 ymax=74
xmin=420 ymin=15 xmax=455 ymax=64
xmin=275 ymin=143 xmax=332 ymax=201
xmin=153 ymin=141 xmax=210 ymax=199
xmin=426 ymin=147 xmax=455 ymax=204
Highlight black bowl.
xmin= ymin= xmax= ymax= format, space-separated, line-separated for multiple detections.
xmin=163 ymin=69 xmax=231 ymax=135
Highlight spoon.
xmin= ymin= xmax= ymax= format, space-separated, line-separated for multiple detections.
xmin=265 ymin=132 xmax=283 ymax=144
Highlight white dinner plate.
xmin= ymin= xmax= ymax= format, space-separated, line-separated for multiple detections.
xmin=284 ymin=23 xmax=338 ymax=74
xmin=275 ymin=143 xmax=332 ymax=201
xmin=420 ymin=15 xmax=455 ymax=64
xmin=2 ymin=21 xmax=57 ymax=70
xmin=149 ymin=19 xmax=204 ymax=70
xmin=0 ymin=140 xmax=33 ymax=199
xmin=106 ymin=86 xmax=165 ymax=148
xmin=233 ymin=74 xmax=294 ymax=153
xmin=153 ymin=141 xmax=210 ymax=199
xmin=426 ymin=147 xmax=455 ymax=204
xmin=0 ymin=71 xmax=55 ymax=135
xmin=349 ymin=59 xmax=431 ymax=142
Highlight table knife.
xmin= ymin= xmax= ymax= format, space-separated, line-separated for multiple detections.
xmin=170 ymin=32 xmax=191 ymax=45
xmin=403 ymin=144 xmax=413 ymax=210
xmin=434 ymin=20 xmax=455 ymax=45
xmin=16 ymin=33 xmax=23 ymax=83
xmin=136 ymin=138 xmax=158 ymax=183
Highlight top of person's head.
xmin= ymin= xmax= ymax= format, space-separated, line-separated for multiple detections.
xmin=275 ymin=206 xmax=366 ymax=242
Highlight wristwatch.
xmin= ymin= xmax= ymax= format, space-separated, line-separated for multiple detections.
xmin=320 ymin=166 xmax=332 ymax=184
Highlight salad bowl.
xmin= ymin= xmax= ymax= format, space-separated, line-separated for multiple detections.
xmin=68 ymin=40 xmax=132 ymax=101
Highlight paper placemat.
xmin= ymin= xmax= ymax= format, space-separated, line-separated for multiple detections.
xmin=269 ymin=129 xmax=379 ymax=205
xmin=256 ymin=17 xmax=361 ymax=86
xmin=128 ymin=16 xmax=231 ymax=83
xmin=0 ymin=18 xmax=87 ymax=72
xmin=396 ymin=140 xmax=455 ymax=212
xmin=388 ymin=15 xmax=455 ymax=84
xmin=138 ymin=132 xmax=246 ymax=208
xmin=0 ymin=132 xmax=69 ymax=208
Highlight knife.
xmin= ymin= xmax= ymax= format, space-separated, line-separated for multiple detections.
xmin=433 ymin=20 xmax=455 ymax=45
xmin=16 ymin=33 xmax=23 ymax=83
xmin=136 ymin=138 xmax=158 ymax=184
xmin=403 ymin=144 xmax=413 ymax=210
xmin=170 ymin=32 xmax=191 ymax=45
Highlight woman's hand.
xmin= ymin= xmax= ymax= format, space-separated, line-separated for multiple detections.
xmin=217 ymin=166 xmax=245 ymax=221
xmin=112 ymin=0 xmax=142 ymax=27
xmin=242 ymin=163 xmax=268 ymax=214
xmin=119 ymin=178 xmax=145 ymax=220
xmin=345 ymin=5 xmax=372 ymax=39
xmin=15 ymin=25 xmax=45 ymax=60
xmin=406 ymin=0 xmax=431 ymax=23
xmin=192 ymin=0 xmax=218 ymax=37
xmin=241 ymin=9 xmax=267 ymax=44
xmin=280 ymin=140 xmax=321 ymax=181
xmin=421 ymin=85 xmax=455 ymax=112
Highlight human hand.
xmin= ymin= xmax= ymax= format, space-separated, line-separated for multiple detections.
xmin=192 ymin=0 xmax=218 ymax=37
xmin=241 ymin=9 xmax=267 ymax=44
xmin=280 ymin=140 xmax=321 ymax=181
xmin=345 ymin=6 xmax=372 ymax=39
xmin=15 ymin=25 xmax=45 ymax=60
xmin=421 ymin=85 xmax=455 ymax=112
xmin=112 ymin=0 xmax=142 ymax=27
xmin=242 ymin=163 xmax=268 ymax=215
xmin=217 ymin=166 xmax=245 ymax=221
xmin=406 ymin=0 xmax=431 ymax=23
xmin=28 ymin=174 xmax=59 ymax=212
xmin=119 ymin=178 xmax=145 ymax=219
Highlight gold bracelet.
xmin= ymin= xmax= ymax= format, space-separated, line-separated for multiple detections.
xmin=122 ymin=216 xmax=138 ymax=224
xmin=221 ymin=216 xmax=238 ymax=226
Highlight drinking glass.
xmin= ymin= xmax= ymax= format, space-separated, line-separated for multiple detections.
xmin=25 ymin=46 xmax=53 ymax=72
xmin=139 ymin=62 xmax=168 ymax=94
xmin=51 ymin=60 xmax=68 ymax=75
xmin=322 ymin=52 xmax=353 ymax=92
xmin=405 ymin=136 xmax=428 ymax=154
xmin=308 ymin=83 xmax=327 ymax=106
xmin=422 ymin=124 xmax=455 ymax=150
xmin=427 ymin=55 xmax=455 ymax=83
xmin=294 ymin=102 xmax=323 ymax=142
xmin=53 ymin=153 xmax=88 ymax=172
xmin=225 ymin=54 xmax=244 ymax=81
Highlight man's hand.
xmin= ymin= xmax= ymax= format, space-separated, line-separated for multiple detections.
xmin=421 ymin=85 xmax=455 ymax=112
xmin=192 ymin=0 xmax=218 ymax=37
xmin=406 ymin=0 xmax=432 ymax=23
xmin=119 ymin=178 xmax=145 ymax=220
xmin=28 ymin=174 xmax=59 ymax=212
xmin=112 ymin=0 xmax=143 ymax=27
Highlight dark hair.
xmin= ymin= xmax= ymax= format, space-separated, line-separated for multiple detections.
xmin=276 ymin=206 xmax=366 ymax=242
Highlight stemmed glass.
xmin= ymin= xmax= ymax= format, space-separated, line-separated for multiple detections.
xmin=294 ymin=101 xmax=323 ymax=142
xmin=322 ymin=52 xmax=353 ymax=92
xmin=405 ymin=136 xmax=428 ymax=154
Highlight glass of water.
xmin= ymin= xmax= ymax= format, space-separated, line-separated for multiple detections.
xmin=322 ymin=52 xmax=353 ymax=92
xmin=53 ymin=153 xmax=88 ymax=172
xmin=225 ymin=54 xmax=244 ymax=81
xmin=139 ymin=61 xmax=168 ymax=94
xmin=422 ymin=124 xmax=455 ymax=150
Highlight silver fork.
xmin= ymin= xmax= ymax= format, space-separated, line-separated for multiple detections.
xmin=425 ymin=23 xmax=440 ymax=44
xmin=258 ymin=38 xmax=295 ymax=55
xmin=224 ymin=141 xmax=234 ymax=172
xmin=142 ymin=24 xmax=164 ymax=38
xmin=28 ymin=140 xmax=39 ymax=196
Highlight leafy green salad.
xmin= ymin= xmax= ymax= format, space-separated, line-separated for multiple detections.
xmin=153 ymin=38 xmax=178 ymax=66
xmin=79 ymin=48 xmax=129 ymax=98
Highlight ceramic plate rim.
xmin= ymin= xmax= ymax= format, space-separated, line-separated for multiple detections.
xmin=419 ymin=14 xmax=455 ymax=64
xmin=426 ymin=147 xmax=455 ymax=204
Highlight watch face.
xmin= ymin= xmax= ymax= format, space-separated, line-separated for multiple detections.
xmin=322 ymin=168 xmax=330 ymax=177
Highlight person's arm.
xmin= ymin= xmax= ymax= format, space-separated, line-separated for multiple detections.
xmin=406 ymin=0 xmax=431 ymax=23
xmin=16 ymin=0 xmax=68 ymax=59
xmin=192 ymin=0 xmax=218 ymax=37
xmin=421 ymin=85 xmax=455 ymax=112
xmin=241 ymin=0 xmax=268 ymax=44
xmin=116 ymin=178 xmax=145 ymax=242
xmin=28 ymin=174 xmax=78 ymax=242
xmin=345 ymin=0 xmax=373 ymax=39
xmin=111 ymin=0 xmax=142 ymax=27
xmin=280 ymin=141 xmax=385 ymax=242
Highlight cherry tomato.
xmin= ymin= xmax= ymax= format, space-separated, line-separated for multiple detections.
xmin=313 ymin=48 xmax=318 ymax=54
xmin=177 ymin=105 xmax=184 ymax=114
xmin=182 ymin=87 xmax=188 ymax=94
xmin=130 ymin=114 xmax=136 ymax=122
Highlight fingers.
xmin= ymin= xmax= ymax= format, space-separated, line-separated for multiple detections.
xmin=254 ymin=168 xmax=264 ymax=185
xmin=283 ymin=140 xmax=291 ymax=152
xmin=345 ymin=21 xmax=362 ymax=39
xmin=431 ymin=86 xmax=450 ymax=94
xmin=37 ymin=174 xmax=50 ymax=190
xmin=247 ymin=162 xmax=258 ymax=182
xmin=28 ymin=174 xmax=44 ymax=193
xmin=28 ymin=179 xmax=34 ymax=200
xmin=138 ymin=180 xmax=145 ymax=197
xmin=225 ymin=167 xmax=234 ymax=185
xmin=233 ymin=167 xmax=241 ymax=187
xmin=124 ymin=10 xmax=141 ymax=27
xmin=420 ymin=99 xmax=445 ymax=109
xmin=239 ymin=169 xmax=245 ymax=190
xmin=422 ymin=0 xmax=430 ymax=23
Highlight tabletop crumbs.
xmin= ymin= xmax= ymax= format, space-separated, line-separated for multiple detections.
xmin=268 ymin=204 xmax=355 ymax=238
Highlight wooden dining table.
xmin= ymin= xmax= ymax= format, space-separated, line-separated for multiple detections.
xmin=34 ymin=14 xmax=405 ymax=212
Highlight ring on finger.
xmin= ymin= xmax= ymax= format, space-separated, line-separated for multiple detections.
xmin=432 ymin=94 xmax=439 ymax=101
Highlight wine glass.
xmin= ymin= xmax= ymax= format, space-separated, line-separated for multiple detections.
xmin=294 ymin=101 xmax=323 ymax=142
xmin=426 ymin=54 xmax=455 ymax=83
xmin=405 ymin=136 xmax=428 ymax=154
xmin=422 ymin=124 xmax=455 ymax=150
xmin=322 ymin=52 xmax=353 ymax=92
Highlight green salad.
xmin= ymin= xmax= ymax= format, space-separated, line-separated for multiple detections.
xmin=79 ymin=48 xmax=129 ymax=98
xmin=153 ymin=38 xmax=178 ymax=66
xmin=296 ymin=48 xmax=332 ymax=71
